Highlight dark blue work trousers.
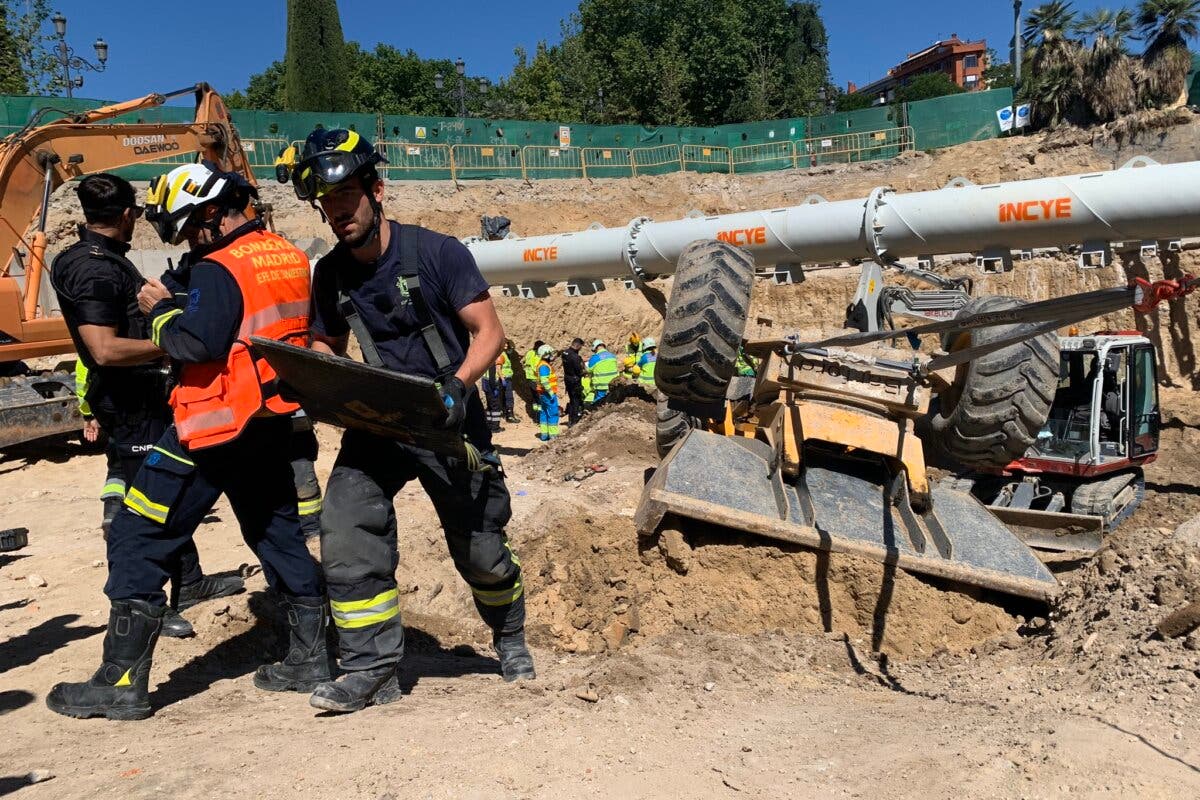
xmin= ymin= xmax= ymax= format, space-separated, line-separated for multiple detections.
xmin=104 ymin=416 xmax=324 ymax=606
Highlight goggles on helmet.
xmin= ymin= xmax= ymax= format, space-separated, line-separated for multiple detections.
xmin=292 ymin=150 xmax=380 ymax=201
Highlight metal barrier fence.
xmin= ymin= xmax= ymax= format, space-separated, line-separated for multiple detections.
xmin=225 ymin=128 xmax=915 ymax=182
xmin=450 ymin=144 xmax=525 ymax=180
xmin=856 ymin=126 xmax=914 ymax=162
xmin=582 ymin=146 xmax=634 ymax=178
xmin=378 ymin=141 xmax=454 ymax=179
xmin=794 ymin=131 xmax=862 ymax=166
xmin=240 ymin=138 xmax=290 ymax=170
xmin=730 ymin=140 xmax=795 ymax=173
xmin=632 ymin=144 xmax=683 ymax=176
xmin=681 ymin=144 xmax=732 ymax=173
xmin=522 ymin=145 xmax=584 ymax=179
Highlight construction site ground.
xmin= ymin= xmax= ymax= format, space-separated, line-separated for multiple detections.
xmin=2 ymin=111 xmax=1200 ymax=798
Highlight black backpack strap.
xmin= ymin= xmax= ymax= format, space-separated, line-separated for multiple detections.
xmin=396 ymin=224 xmax=454 ymax=380
xmin=333 ymin=269 xmax=386 ymax=368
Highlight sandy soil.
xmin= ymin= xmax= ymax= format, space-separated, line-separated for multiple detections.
xmin=2 ymin=113 xmax=1199 ymax=798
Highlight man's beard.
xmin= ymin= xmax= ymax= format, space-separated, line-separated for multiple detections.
xmin=336 ymin=210 xmax=380 ymax=251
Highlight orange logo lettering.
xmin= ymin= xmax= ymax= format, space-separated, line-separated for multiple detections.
xmin=522 ymin=246 xmax=559 ymax=262
xmin=999 ymin=197 xmax=1072 ymax=223
xmin=715 ymin=226 xmax=767 ymax=246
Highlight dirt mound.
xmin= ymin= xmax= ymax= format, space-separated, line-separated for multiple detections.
xmin=1042 ymin=523 xmax=1200 ymax=692
xmin=521 ymin=501 xmax=1015 ymax=659
xmin=522 ymin=393 xmax=657 ymax=472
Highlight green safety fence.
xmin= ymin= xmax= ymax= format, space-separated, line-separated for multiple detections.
xmin=0 ymin=88 xmax=1017 ymax=182
xmin=907 ymin=88 xmax=1012 ymax=150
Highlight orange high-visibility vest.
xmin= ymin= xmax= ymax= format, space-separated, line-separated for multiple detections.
xmin=172 ymin=229 xmax=311 ymax=449
xmin=536 ymin=358 xmax=558 ymax=395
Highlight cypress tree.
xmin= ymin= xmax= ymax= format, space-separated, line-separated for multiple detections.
xmin=284 ymin=0 xmax=349 ymax=111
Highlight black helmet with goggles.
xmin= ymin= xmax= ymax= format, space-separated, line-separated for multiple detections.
xmin=279 ymin=128 xmax=386 ymax=202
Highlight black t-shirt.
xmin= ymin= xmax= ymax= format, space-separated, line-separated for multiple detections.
xmin=311 ymin=221 xmax=494 ymax=448
xmin=50 ymin=227 xmax=169 ymax=425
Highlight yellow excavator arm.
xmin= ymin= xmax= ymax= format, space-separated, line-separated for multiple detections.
xmin=0 ymin=83 xmax=262 ymax=361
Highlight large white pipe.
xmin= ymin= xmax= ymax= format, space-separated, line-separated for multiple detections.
xmin=464 ymin=158 xmax=1200 ymax=284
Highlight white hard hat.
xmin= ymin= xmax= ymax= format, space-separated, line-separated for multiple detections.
xmin=592 ymin=339 xmax=605 ymax=349
xmin=641 ymin=336 xmax=657 ymax=348
xmin=145 ymin=161 xmax=253 ymax=245
xmin=537 ymin=344 xmax=554 ymax=358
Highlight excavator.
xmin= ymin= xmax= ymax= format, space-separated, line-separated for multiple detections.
xmin=0 ymin=83 xmax=263 ymax=448
xmin=451 ymin=156 xmax=1200 ymax=602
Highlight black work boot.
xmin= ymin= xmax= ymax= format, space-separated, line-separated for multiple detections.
xmin=176 ymin=573 xmax=245 ymax=611
xmin=46 ymin=599 xmax=165 ymax=720
xmin=309 ymin=664 xmax=402 ymax=713
xmin=494 ymin=630 xmax=536 ymax=682
xmin=161 ymin=608 xmax=194 ymax=639
xmin=100 ymin=496 xmax=122 ymax=538
xmin=254 ymin=596 xmax=335 ymax=693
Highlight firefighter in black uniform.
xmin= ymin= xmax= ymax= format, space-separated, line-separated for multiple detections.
xmin=280 ymin=128 xmax=534 ymax=713
xmin=49 ymin=174 xmax=244 ymax=638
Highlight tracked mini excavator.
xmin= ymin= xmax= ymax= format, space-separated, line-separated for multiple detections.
xmin=0 ymin=83 xmax=264 ymax=448
xmin=463 ymin=157 xmax=1200 ymax=601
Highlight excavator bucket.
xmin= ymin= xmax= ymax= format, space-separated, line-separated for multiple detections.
xmin=635 ymin=430 xmax=1059 ymax=602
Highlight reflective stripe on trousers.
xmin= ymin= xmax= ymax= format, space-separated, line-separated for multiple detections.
xmin=472 ymin=577 xmax=523 ymax=606
xmin=298 ymin=496 xmax=323 ymax=517
xmin=330 ymin=588 xmax=400 ymax=630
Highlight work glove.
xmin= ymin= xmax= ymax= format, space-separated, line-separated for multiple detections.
xmin=439 ymin=376 xmax=467 ymax=430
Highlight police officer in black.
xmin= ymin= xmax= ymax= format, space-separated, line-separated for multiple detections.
xmin=283 ymin=128 xmax=534 ymax=713
xmin=49 ymin=174 xmax=244 ymax=637
xmin=561 ymin=337 xmax=586 ymax=425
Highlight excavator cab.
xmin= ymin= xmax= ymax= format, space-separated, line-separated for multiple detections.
xmin=969 ymin=333 xmax=1159 ymax=549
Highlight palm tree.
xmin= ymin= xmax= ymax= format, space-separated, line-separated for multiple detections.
xmin=1137 ymin=0 xmax=1200 ymax=107
xmin=1025 ymin=1 xmax=1078 ymax=46
xmin=1073 ymin=8 xmax=1135 ymax=49
xmin=1075 ymin=8 xmax=1138 ymax=120
xmin=1025 ymin=2 xmax=1086 ymax=125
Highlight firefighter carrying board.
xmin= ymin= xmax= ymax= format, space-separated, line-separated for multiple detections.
xmin=251 ymin=338 xmax=466 ymax=459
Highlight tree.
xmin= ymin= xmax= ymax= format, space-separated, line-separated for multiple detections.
xmin=1024 ymin=1 xmax=1079 ymax=46
xmin=284 ymin=0 xmax=350 ymax=112
xmin=0 ymin=5 xmax=26 ymax=94
xmin=501 ymin=42 xmax=580 ymax=122
xmin=226 ymin=60 xmax=286 ymax=110
xmin=1024 ymin=2 xmax=1086 ymax=125
xmin=1136 ymin=0 xmax=1200 ymax=107
xmin=834 ymin=89 xmax=877 ymax=112
xmin=983 ymin=48 xmax=1015 ymax=88
xmin=236 ymin=0 xmax=834 ymax=125
xmin=1076 ymin=8 xmax=1138 ymax=120
xmin=1 ymin=0 xmax=58 ymax=94
xmin=892 ymin=73 xmax=965 ymax=105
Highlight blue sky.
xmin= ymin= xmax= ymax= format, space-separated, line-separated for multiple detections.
xmin=42 ymin=0 xmax=1153 ymax=104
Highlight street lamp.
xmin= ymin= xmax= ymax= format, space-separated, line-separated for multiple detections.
xmin=49 ymin=11 xmax=108 ymax=99
xmin=1013 ymin=1 xmax=1023 ymax=92
xmin=597 ymin=87 xmax=605 ymax=122
xmin=434 ymin=59 xmax=486 ymax=118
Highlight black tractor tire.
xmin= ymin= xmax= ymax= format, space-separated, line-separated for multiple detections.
xmin=655 ymin=239 xmax=754 ymax=407
xmin=928 ymin=295 xmax=1060 ymax=469
xmin=655 ymin=395 xmax=700 ymax=458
